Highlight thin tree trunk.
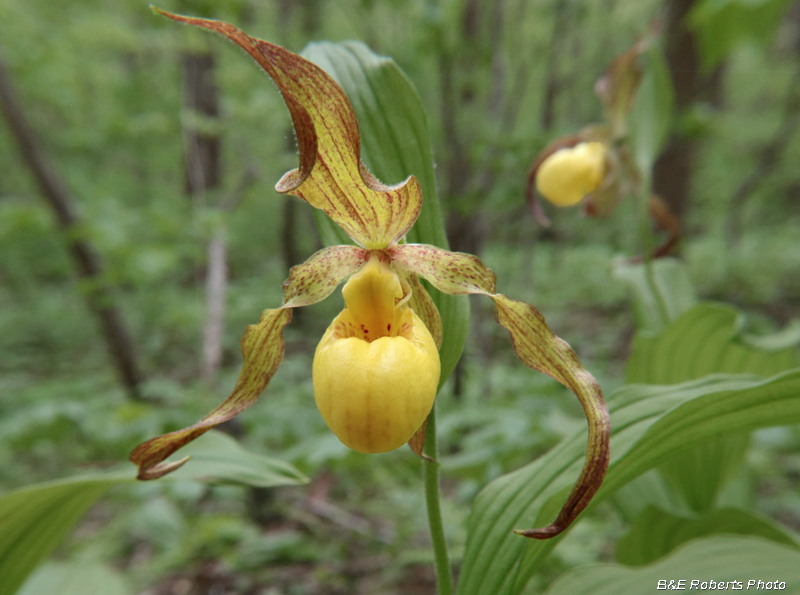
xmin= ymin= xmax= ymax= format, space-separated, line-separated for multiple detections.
xmin=202 ymin=230 xmax=227 ymax=385
xmin=182 ymin=52 xmax=221 ymax=198
xmin=540 ymin=0 xmax=569 ymax=131
xmin=181 ymin=52 xmax=225 ymax=385
xmin=652 ymin=0 xmax=724 ymax=224
xmin=0 ymin=51 xmax=144 ymax=400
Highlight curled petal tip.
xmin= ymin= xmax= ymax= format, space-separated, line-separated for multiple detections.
xmin=513 ymin=522 xmax=567 ymax=540
xmin=135 ymin=456 xmax=192 ymax=481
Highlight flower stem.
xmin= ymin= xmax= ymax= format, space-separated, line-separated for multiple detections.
xmin=423 ymin=404 xmax=453 ymax=594
xmin=637 ymin=168 xmax=670 ymax=327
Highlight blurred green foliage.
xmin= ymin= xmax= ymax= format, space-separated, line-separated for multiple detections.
xmin=1 ymin=0 xmax=800 ymax=593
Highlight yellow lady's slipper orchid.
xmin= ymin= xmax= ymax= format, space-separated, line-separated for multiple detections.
xmin=131 ymin=10 xmax=610 ymax=541
xmin=535 ymin=141 xmax=607 ymax=207
xmin=313 ymin=255 xmax=440 ymax=453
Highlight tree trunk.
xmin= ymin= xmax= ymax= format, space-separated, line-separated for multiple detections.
xmin=652 ymin=0 xmax=724 ymax=223
xmin=181 ymin=52 xmax=225 ymax=385
xmin=0 ymin=51 xmax=145 ymax=400
xmin=201 ymin=231 xmax=227 ymax=385
xmin=540 ymin=0 xmax=569 ymax=131
xmin=182 ymin=52 xmax=221 ymax=198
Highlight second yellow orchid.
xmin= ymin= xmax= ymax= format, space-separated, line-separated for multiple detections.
xmin=130 ymin=10 xmax=610 ymax=540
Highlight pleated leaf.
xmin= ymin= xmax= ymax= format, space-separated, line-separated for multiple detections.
xmin=456 ymin=371 xmax=800 ymax=595
xmin=626 ymin=301 xmax=800 ymax=511
xmin=1 ymin=431 xmax=306 ymax=595
xmin=627 ymin=302 xmax=800 ymax=384
xmin=0 ymin=476 xmax=120 ymax=595
xmin=165 ymin=430 xmax=308 ymax=487
xmin=615 ymin=506 xmax=799 ymax=567
xmin=547 ymin=536 xmax=800 ymax=595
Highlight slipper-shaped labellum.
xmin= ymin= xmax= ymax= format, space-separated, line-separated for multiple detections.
xmin=313 ymin=255 xmax=440 ymax=453
xmin=536 ymin=142 xmax=608 ymax=207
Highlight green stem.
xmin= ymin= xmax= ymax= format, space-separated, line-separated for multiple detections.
xmin=423 ymin=404 xmax=453 ymax=595
xmin=637 ymin=168 xmax=670 ymax=327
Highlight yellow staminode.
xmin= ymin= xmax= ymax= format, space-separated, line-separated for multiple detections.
xmin=312 ymin=256 xmax=440 ymax=453
xmin=536 ymin=142 xmax=607 ymax=207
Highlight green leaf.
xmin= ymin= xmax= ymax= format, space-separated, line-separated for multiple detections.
xmin=547 ymin=536 xmax=800 ymax=594
xmin=613 ymin=257 xmax=697 ymax=335
xmin=302 ymin=41 xmax=469 ymax=388
xmin=455 ymin=371 xmax=800 ymax=595
xmin=658 ymin=433 xmax=749 ymax=512
xmin=616 ymin=507 xmax=799 ymax=567
xmin=627 ymin=302 xmax=800 ymax=385
xmin=167 ymin=430 xmax=309 ymax=487
xmin=610 ymin=470 xmax=687 ymax=522
xmin=0 ymin=475 xmax=122 ymax=595
xmin=626 ymin=300 xmax=799 ymax=511
xmin=628 ymin=44 xmax=674 ymax=172
xmin=690 ymin=0 xmax=794 ymax=69
xmin=0 ymin=431 xmax=305 ymax=595
xmin=16 ymin=561 xmax=132 ymax=595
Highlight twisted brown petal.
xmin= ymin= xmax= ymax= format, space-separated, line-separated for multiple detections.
xmin=390 ymin=243 xmax=610 ymax=539
xmin=130 ymin=308 xmax=292 ymax=479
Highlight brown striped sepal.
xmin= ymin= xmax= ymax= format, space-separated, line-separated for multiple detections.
xmin=154 ymin=9 xmax=422 ymax=251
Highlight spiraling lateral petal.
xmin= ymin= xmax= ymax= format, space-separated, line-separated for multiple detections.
xmin=156 ymin=10 xmax=422 ymax=249
xmin=130 ymin=308 xmax=293 ymax=480
xmin=491 ymin=295 xmax=610 ymax=539
xmin=390 ymin=242 xmax=609 ymax=538
xmin=282 ymin=245 xmax=367 ymax=308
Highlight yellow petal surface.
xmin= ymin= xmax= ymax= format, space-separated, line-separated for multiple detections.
xmin=130 ymin=308 xmax=292 ymax=479
xmin=312 ymin=256 xmax=440 ymax=453
xmin=392 ymin=243 xmax=610 ymax=538
xmin=156 ymin=10 xmax=421 ymax=249
xmin=536 ymin=142 xmax=607 ymax=207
